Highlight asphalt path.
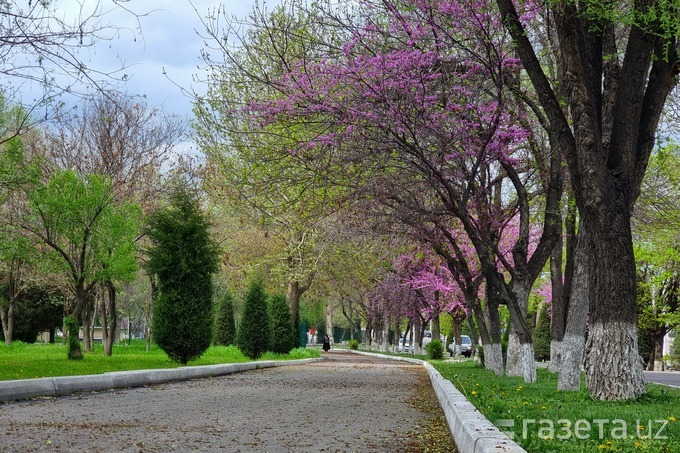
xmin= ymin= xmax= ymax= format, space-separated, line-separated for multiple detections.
xmin=644 ymin=370 xmax=680 ymax=388
xmin=0 ymin=351 xmax=455 ymax=453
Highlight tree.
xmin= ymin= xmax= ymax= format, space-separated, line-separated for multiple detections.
xmin=532 ymin=302 xmax=551 ymax=362
xmin=146 ymin=188 xmax=220 ymax=365
xmin=0 ymin=287 xmax=64 ymax=344
xmin=214 ymin=290 xmax=236 ymax=346
xmin=46 ymin=92 xmax=185 ymax=213
xmin=236 ymin=279 xmax=271 ymax=360
xmin=0 ymin=104 xmax=41 ymax=346
xmin=222 ymin=0 xmax=562 ymax=382
xmin=22 ymin=169 xmax=140 ymax=352
xmin=268 ymin=293 xmax=296 ymax=354
xmin=496 ymin=0 xmax=679 ymax=400
xmin=634 ymin=143 xmax=680 ymax=370
xmin=195 ymin=3 xmax=342 ymax=333
xmin=0 ymin=1 xmax=139 ymax=138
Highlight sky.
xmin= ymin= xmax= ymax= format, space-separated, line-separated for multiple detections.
xmin=26 ymin=0 xmax=281 ymax=121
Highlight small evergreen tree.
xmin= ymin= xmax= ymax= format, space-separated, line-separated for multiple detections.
xmin=268 ymin=293 xmax=296 ymax=354
xmin=236 ymin=280 xmax=271 ymax=359
xmin=214 ymin=290 xmax=236 ymax=346
xmin=146 ymin=189 xmax=220 ymax=365
xmin=532 ymin=302 xmax=551 ymax=362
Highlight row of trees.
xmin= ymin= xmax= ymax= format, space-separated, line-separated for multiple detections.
xmin=1 ymin=0 xmax=678 ymax=403
xmin=193 ymin=0 xmax=680 ymax=400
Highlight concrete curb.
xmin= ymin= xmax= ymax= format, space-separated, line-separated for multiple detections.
xmin=350 ymin=350 xmax=526 ymax=453
xmin=0 ymin=358 xmax=321 ymax=403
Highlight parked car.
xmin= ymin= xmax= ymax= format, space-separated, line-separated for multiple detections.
xmin=448 ymin=335 xmax=473 ymax=357
xmin=398 ymin=336 xmax=411 ymax=353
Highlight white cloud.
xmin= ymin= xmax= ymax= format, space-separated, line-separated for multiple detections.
xmin=19 ymin=0 xmax=279 ymax=119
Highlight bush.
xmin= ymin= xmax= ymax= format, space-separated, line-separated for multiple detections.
xmin=532 ymin=302 xmax=551 ymax=362
xmin=425 ymin=339 xmax=445 ymax=359
xmin=268 ymin=294 xmax=296 ymax=354
xmin=349 ymin=339 xmax=359 ymax=350
xmin=64 ymin=316 xmax=82 ymax=360
xmin=214 ymin=291 xmax=236 ymax=346
xmin=236 ymin=280 xmax=271 ymax=360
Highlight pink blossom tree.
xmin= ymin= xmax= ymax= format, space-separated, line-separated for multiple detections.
xmin=198 ymin=0 xmax=562 ymax=381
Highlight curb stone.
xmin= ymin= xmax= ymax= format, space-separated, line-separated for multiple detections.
xmin=349 ymin=350 xmax=527 ymax=453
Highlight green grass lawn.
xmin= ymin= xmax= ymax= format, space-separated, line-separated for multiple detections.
xmin=0 ymin=340 xmax=320 ymax=381
xmin=432 ymin=360 xmax=679 ymax=453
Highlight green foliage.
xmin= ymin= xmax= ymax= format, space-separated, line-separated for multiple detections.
xmin=146 ymin=189 xmax=220 ymax=365
xmin=64 ymin=316 xmax=83 ymax=360
xmin=236 ymin=280 xmax=271 ymax=360
xmin=671 ymin=333 xmax=680 ymax=369
xmin=0 ymin=288 xmax=64 ymax=343
xmin=268 ymin=293 xmax=296 ymax=354
xmin=532 ymin=303 xmax=551 ymax=362
xmin=214 ymin=291 xmax=236 ymax=346
xmin=425 ymin=339 xmax=445 ymax=360
xmin=435 ymin=361 xmax=680 ymax=452
xmin=349 ymin=339 xmax=359 ymax=350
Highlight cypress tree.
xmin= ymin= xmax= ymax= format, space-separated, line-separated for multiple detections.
xmin=268 ymin=293 xmax=296 ymax=354
xmin=532 ymin=303 xmax=551 ymax=362
xmin=236 ymin=280 xmax=271 ymax=359
xmin=146 ymin=189 xmax=220 ymax=365
xmin=214 ymin=290 xmax=236 ymax=346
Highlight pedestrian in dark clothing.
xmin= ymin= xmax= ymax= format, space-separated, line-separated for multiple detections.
xmin=322 ymin=334 xmax=331 ymax=352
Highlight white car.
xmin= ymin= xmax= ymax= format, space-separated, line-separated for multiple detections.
xmin=397 ymin=337 xmax=411 ymax=353
xmin=449 ymin=335 xmax=473 ymax=357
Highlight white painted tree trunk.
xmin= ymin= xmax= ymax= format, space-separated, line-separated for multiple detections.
xmin=483 ymin=341 xmax=504 ymax=376
xmin=557 ymin=333 xmax=585 ymax=390
xmin=548 ymin=340 xmax=562 ymax=373
xmin=585 ymin=321 xmax=645 ymax=400
xmin=557 ymin=225 xmax=589 ymax=390
xmin=505 ymin=286 xmax=536 ymax=383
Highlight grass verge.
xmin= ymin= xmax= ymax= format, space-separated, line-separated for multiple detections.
xmin=0 ymin=340 xmax=320 ymax=381
xmin=432 ymin=360 xmax=679 ymax=453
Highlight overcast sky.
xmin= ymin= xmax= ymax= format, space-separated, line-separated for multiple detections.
xmin=42 ymin=0 xmax=280 ymax=120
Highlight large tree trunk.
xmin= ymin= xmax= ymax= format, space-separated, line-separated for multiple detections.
xmin=81 ymin=298 xmax=93 ymax=352
xmin=483 ymin=287 xmax=504 ymax=375
xmin=380 ymin=316 xmax=390 ymax=352
xmin=583 ymin=214 xmax=645 ymax=400
xmin=505 ymin=284 xmax=537 ymax=383
xmin=548 ymin=231 xmax=565 ymax=371
xmin=286 ymin=280 xmax=302 ymax=333
xmin=100 ymin=281 xmax=118 ymax=357
xmin=1 ymin=301 xmax=15 ymax=346
xmin=652 ymin=333 xmax=665 ymax=371
xmin=325 ymin=299 xmax=334 ymax=347
xmin=550 ymin=198 xmax=576 ymax=373
xmin=558 ymin=223 xmax=589 ymax=390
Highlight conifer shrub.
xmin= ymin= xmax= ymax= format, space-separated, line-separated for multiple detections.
xmin=349 ymin=339 xmax=359 ymax=350
xmin=236 ymin=280 xmax=271 ymax=359
xmin=425 ymin=339 xmax=445 ymax=359
xmin=268 ymin=293 xmax=296 ymax=354
xmin=146 ymin=189 xmax=220 ymax=365
xmin=214 ymin=291 xmax=236 ymax=346
xmin=64 ymin=316 xmax=83 ymax=360
xmin=532 ymin=303 xmax=551 ymax=362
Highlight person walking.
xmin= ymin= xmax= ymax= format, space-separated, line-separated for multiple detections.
xmin=322 ymin=334 xmax=331 ymax=352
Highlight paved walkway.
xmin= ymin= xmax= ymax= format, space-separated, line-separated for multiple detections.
xmin=0 ymin=351 xmax=456 ymax=452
